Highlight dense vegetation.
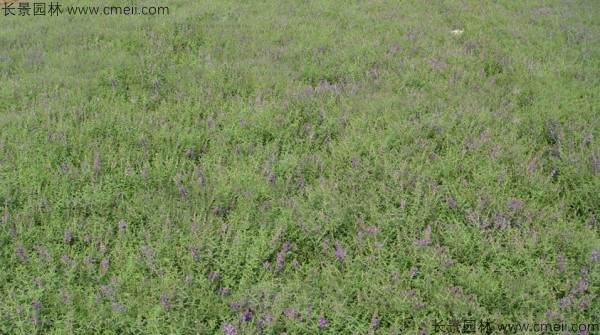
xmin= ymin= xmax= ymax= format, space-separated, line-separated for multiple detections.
xmin=1 ymin=0 xmax=598 ymax=333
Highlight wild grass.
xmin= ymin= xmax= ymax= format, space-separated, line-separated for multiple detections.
xmin=0 ymin=0 xmax=598 ymax=334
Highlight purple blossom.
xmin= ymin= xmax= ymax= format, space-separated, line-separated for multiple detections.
xmin=557 ymin=253 xmax=565 ymax=272
xmin=242 ymin=310 xmax=253 ymax=322
xmin=446 ymin=197 xmax=457 ymax=209
xmin=179 ymin=186 xmax=188 ymax=201
xmin=268 ymin=172 xmax=276 ymax=185
xmin=352 ymin=156 xmax=359 ymax=169
xmin=33 ymin=246 xmax=49 ymax=262
xmin=185 ymin=274 xmax=192 ymax=283
xmin=284 ymin=308 xmax=299 ymax=319
xmin=190 ymin=245 xmax=199 ymax=262
xmin=411 ymin=266 xmax=419 ymax=278
xmin=231 ymin=301 xmax=239 ymax=313
xmin=371 ymin=316 xmax=379 ymax=329
xmin=100 ymin=258 xmax=110 ymax=271
xmin=263 ymin=261 xmax=271 ymax=269
xmin=208 ymin=272 xmax=221 ymax=280
xmin=276 ymin=251 xmax=285 ymax=272
xmin=152 ymin=79 xmax=160 ymax=90
xmin=217 ymin=288 xmax=230 ymax=296
xmin=101 ymin=285 xmax=115 ymax=298
xmin=16 ymin=245 xmax=28 ymax=263
xmin=392 ymin=271 xmax=399 ymax=281
xmin=414 ymin=226 xmax=431 ymax=246
xmin=32 ymin=300 xmax=42 ymax=311
xmin=139 ymin=137 xmax=148 ymax=151
xmin=160 ymin=294 xmax=170 ymax=311
xmin=582 ymin=267 xmax=588 ymax=275
xmin=111 ymin=303 xmax=126 ymax=312
xmin=592 ymin=250 xmax=599 ymax=262
xmin=334 ymin=241 xmax=347 ymax=261
xmin=118 ymin=219 xmax=127 ymax=231
xmin=223 ymin=322 xmax=236 ymax=335
xmin=16 ymin=306 xmax=23 ymax=314
xmin=240 ymin=118 xmax=247 ymax=128
xmin=318 ymin=317 xmax=328 ymax=329
xmin=64 ymin=229 xmax=73 ymax=245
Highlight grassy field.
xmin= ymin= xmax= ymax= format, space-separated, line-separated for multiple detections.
xmin=1 ymin=0 xmax=599 ymax=334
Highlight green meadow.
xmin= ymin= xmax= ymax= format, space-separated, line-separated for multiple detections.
xmin=0 ymin=0 xmax=598 ymax=334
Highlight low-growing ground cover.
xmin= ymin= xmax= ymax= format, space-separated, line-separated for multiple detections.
xmin=0 ymin=0 xmax=598 ymax=333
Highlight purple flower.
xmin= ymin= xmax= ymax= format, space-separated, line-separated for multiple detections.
xmin=100 ymin=258 xmax=110 ymax=271
xmin=283 ymin=241 xmax=291 ymax=253
xmin=318 ymin=317 xmax=328 ymax=329
xmin=139 ymin=137 xmax=148 ymax=151
xmin=284 ymin=308 xmax=298 ymax=319
xmin=208 ymin=272 xmax=221 ymax=280
xmin=160 ymin=294 xmax=170 ymax=311
xmin=352 ymin=156 xmax=359 ymax=169
xmin=240 ymin=118 xmax=247 ymax=128
xmin=242 ymin=310 xmax=253 ymax=322
xmin=101 ymin=285 xmax=115 ymax=298
xmin=179 ymin=186 xmax=188 ymax=201
xmin=447 ymin=197 xmax=457 ymax=209
xmin=276 ymin=251 xmax=285 ymax=272
xmin=111 ymin=303 xmax=126 ymax=312
xmin=118 ymin=219 xmax=127 ymax=231
xmin=414 ymin=226 xmax=431 ymax=246
xmin=582 ymin=267 xmax=588 ymax=275
xmin=231 ymin=301 xmax=239 ymax=313
xmin=557 ymin=253 xmax=565 ymax=272
xmin=32 ymin=300 xmax=42 ymax=311
xmin=592 ymin=250 xmax=599 ymax=262
xmin=223 ymin=322 xmax=236 ymax=335
xmin=371 ymin=316 xmax=379 ymax=329
xmin=185 ymin=274 xmax=192 ymax=283
xmin=152 ymin=79 xmax=160 ymax=90
xmin=410 ymin=266 xmax=419 ymax=279
xmin=109 ymin=77 xmax=117 ymax=88
xmin=334 ymin=240 xmax=347 ymax=261
xmin=217 ymin=288 xmax=230 ymax=296
xmin=64 ymin=229 xmax=73 ymax=245
xmin=16 ymin=245 xmax=28 ymax=263
xmin=263 ymin=261 xmax=271 ymax=269
xmin=190 ymin=245 xmax=199 ymax=262
xmin=16 ymin=306 xmax=24 ymax=314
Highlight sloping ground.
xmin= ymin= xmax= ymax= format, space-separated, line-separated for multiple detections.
xmin=0 ymin=0 xmax=598 ymax=333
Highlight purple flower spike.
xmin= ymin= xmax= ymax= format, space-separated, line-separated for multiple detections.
xmin=557 ymin=253 xmax=565 ymax=272
xmin=17 ymin=245 xmax=28 ymax=263
xmin=190 ymin=245 xmax=199 ymax=262
xmin=231 ymin=301 xmax=239 ymax=313
xmin=179 ymin=186 xmax=188 ymax=201
xmin=223 ymin=322 xmax=237 ymax=335
xmin=160 ymin=294 xmax=170 ymax=311
xmin=32 ymin=300 xmax=42 ymax=311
